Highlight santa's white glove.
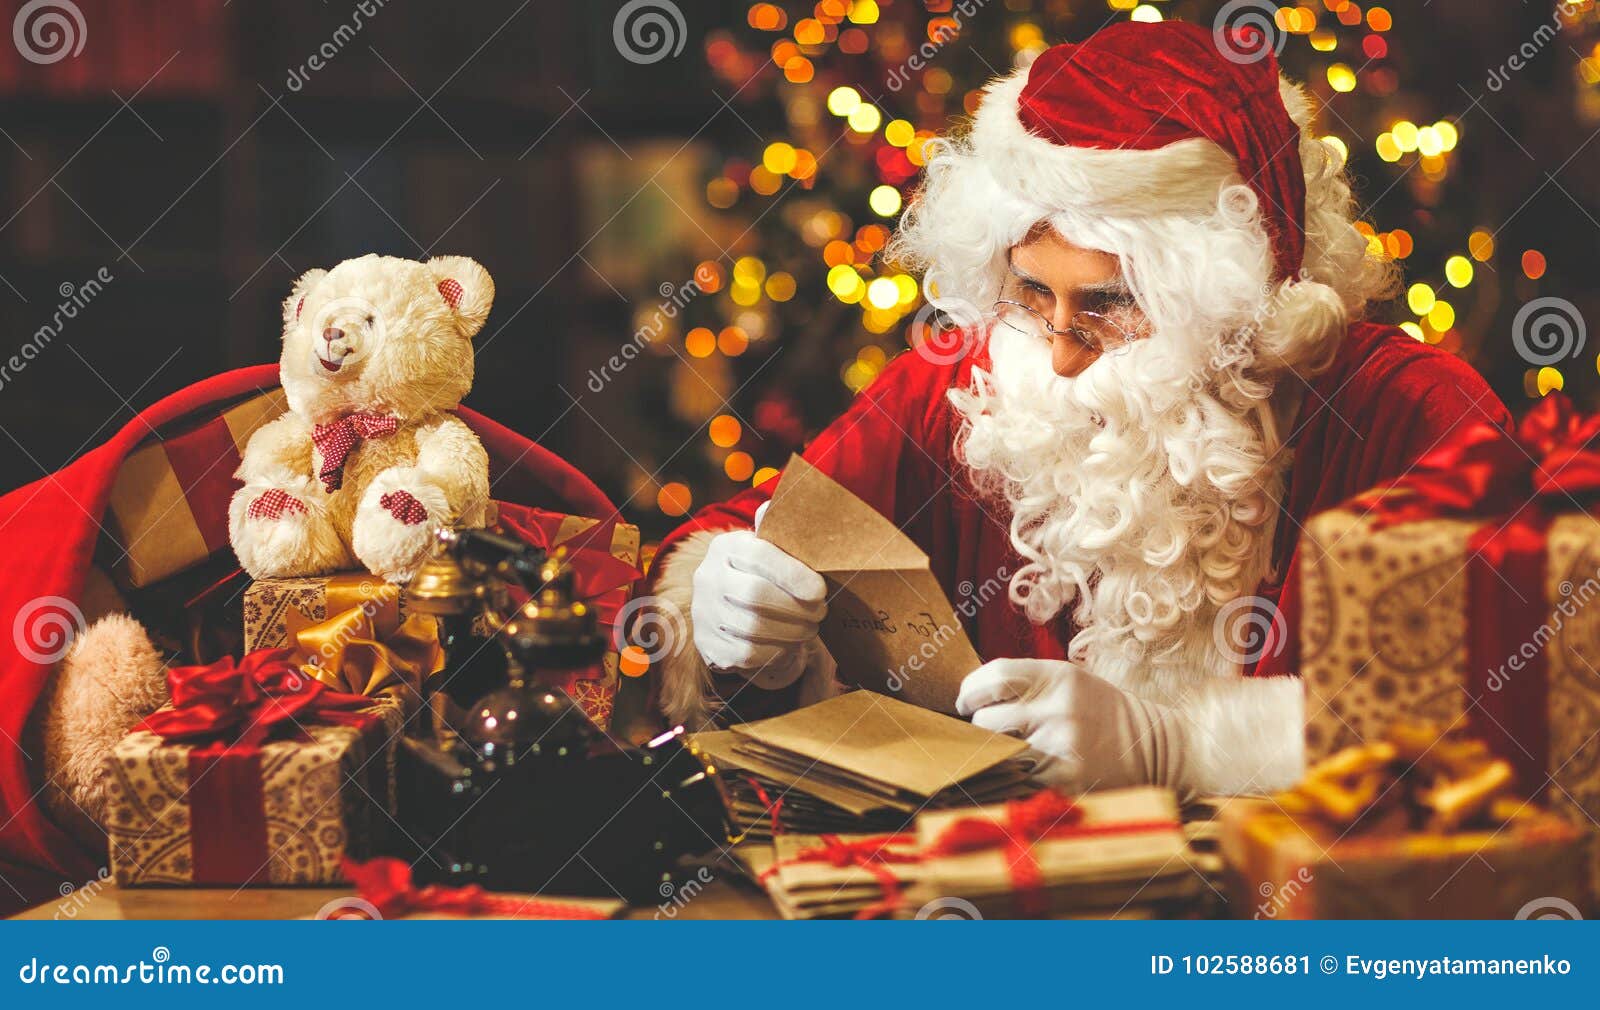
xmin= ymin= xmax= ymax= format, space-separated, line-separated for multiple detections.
xmin=691 ymin=503 xmax=827 ymax=689
xmin=956 ymin=658 xmax=1196 ymax=797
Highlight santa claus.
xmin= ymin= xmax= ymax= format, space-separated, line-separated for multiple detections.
xmin=646 ymin=21 xmax=1509 ymax=797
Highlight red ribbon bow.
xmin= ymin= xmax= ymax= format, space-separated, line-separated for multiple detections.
xmin=138 ymin=648 xmax=374 ymax=748
xmin=1349 ymin=392 xmax=1600 ymax=795
xmin=1358 ymin=392 xmax=1600 ymax=524
xmin=340 ymin=858 xmax=609 ymax=920
xmin=312 ymin=412 xmax=399 ymax=493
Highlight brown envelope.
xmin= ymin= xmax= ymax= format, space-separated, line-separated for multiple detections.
xmin=730 ymin=691 xmax=1028 ymax=799
xmin=757 ymin=454 xmax=983 ymax=714
xmin=690 ymin=730 xmax=911 ymax=815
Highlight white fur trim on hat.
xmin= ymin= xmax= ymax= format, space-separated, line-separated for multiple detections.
xmin=969 ymin=67 xmax=1244 ymax=231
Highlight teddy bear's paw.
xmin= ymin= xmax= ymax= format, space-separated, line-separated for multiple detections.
xmin=244 ymin=487 xmax=308 ymax=520
xmin=352 ymin=471 xmax=449 ymax=583
xmin=378 ymin=489 xmax=430 ymax=526
xmin=228 ymin=482 xmax=346 ymax=579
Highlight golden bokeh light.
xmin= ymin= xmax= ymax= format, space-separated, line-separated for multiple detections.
xmin=657 ymin=482 xmax=693 ymax=516
xmin=685 ymin=327 xmax=716 ymax=358
xmin=868 ymin=184 xmax=902 ymax=216
xmin=708 ymin=414 xmax=742 ymax=448
xmin=724 ymin=451 xmax=755 ymax=482
xmin=1468 ymin=230 xmax=1494 ymax=261
xmin=1444 ymin=255 xmax=1473 ymax=288
xmin=717 ymin=326 xmax=749 ymax=356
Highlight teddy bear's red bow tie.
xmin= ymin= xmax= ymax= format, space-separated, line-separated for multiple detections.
xmin=312 ymin=413 xmax=399 ymax=493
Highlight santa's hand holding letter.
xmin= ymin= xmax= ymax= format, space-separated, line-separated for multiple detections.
xmin=645 ymin=21 xmax=1508 ymax=798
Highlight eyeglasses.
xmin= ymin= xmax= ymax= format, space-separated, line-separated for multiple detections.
xmin=991 ymin=299 xmax=1143 ymax=355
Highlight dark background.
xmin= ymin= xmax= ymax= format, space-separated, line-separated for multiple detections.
xmin=2 ymin=1 xmax=1597 ymax=539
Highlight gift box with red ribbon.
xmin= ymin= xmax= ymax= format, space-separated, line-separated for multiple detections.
xmin=241 ymin=506 xmax=640 ymax=729
xmin=106 ymin=389 xmax=287 ymax=588
xmin=104 ymin=649 xmax=405 ymax=887
xmin=1300 ymin=393 xmax=1600 ymax=896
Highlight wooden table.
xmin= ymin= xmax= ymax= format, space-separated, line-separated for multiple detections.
xmin=14 ymin=801 xmax=1231 ymax=920
xmin=12 ymin=876 xmax=780 ymax=920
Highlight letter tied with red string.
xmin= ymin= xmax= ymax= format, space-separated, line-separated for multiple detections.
xmin=761 ymin=789 xmax=1182 ymax=919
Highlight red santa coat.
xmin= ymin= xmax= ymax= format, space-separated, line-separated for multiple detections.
xmin=646 ymin=322 xmax=1510 ymax=726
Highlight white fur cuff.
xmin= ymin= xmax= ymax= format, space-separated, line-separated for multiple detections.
xmin=648 ymin=529 xmax=836 ymax=729
xmin=1180 ymin=674 xmax=1306 ymax=796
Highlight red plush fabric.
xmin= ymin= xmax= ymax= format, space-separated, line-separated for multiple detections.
xmin=1018 ymin=22 xmax=1305 ymax=280
xmin=646 ymin=322 xmax=1511 ymax=721
xmin=0 ymin=364 xmax=612 ymax=914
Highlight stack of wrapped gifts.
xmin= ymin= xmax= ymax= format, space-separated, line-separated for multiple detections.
xmin=1296 ymin=395 xmax=1600 ymax=904
xmin=240 ymin=509 xmax=640 ymax=729
xmin=98 ymin=394 xmax=645 ymax=888
xmin=696 ymin=691 xmax=1206 ymax=919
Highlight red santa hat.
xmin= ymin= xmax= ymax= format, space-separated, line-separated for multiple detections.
xmin=969 ymin=20 xmax=1305 ymax=280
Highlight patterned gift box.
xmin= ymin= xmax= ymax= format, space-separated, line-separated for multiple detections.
xmin=107 ymin=388 xmax=287 ymax=587
xmin=1300 ymin=505 xmax=1600 ymax=897
xmin=242 ymin=512 xmax=641 ymax=729
xmin=1299 ymin=395 xmax=1600 ymax=898
xmin=242 ymin=572 xmax=411 ymax=654
xmin=105 ymin=696 xmax=403 ymax=887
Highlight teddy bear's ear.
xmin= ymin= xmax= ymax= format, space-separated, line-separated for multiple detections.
xmin=426 ymin=255 xmax=495 ymax=339
xmin=282 ymin=268 xmax=327 ymax=331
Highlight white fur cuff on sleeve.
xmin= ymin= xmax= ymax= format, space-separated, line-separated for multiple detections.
xmin=648 ymin=529 xmax=837 ymax=729
xmin=1180 ymin=674 xmax=1306 ymax=796
xmin=651 ymin=530 xmax=721 ymax=729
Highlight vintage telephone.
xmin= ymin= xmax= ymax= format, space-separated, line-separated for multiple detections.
xmin=388 ymin=528 xmax=729 ymax=902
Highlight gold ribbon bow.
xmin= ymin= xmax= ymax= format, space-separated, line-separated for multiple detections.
xmin=286 ymin=575 xmax=445 ymax=707
xmin=1278 ymin=722 xmax=1531 ymax=834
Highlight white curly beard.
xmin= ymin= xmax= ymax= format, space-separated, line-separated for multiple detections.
xmin=951 ymin=326 xmax=1288 ymax=704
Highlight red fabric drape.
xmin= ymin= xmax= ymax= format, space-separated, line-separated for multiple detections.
xmin=0 ymin=364 xmax=613 ymax=914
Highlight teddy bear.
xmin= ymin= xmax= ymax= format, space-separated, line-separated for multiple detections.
xmin=229 ymin=253 xmax=494 ymax=584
